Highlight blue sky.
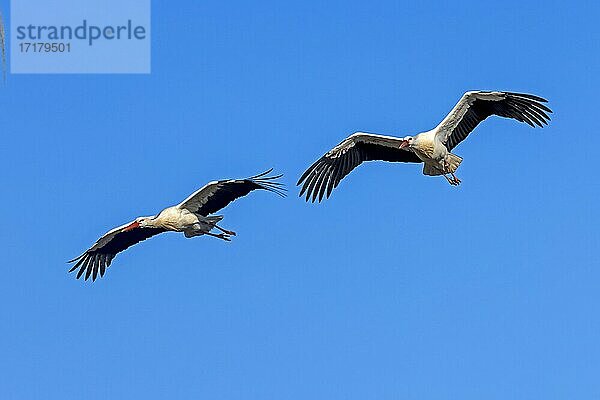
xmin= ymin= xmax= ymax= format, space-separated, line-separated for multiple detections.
xmin=1 ymin=0 xmax=599 ymax=399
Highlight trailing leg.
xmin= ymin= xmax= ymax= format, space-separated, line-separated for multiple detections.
xmin=443 ymin=174 xmax=458 ymax=185
xmin=450 ymin=172 xmax=461 ymax=185
xmin=205 ymin=232 xmax=232 ymax=242
xmin=215 ymin=224 xmax=236 ymax=236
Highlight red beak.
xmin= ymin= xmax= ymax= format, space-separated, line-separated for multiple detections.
xmin=399 ymin=140 xmax=409 ymax=149
xmin=122 ymin=221 xmax=140 ymax=232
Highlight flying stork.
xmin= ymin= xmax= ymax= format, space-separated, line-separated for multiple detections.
xmin=68 ymin=170 xmax=285 ymax=281
xmin=298 ymin=91 xmax=552 ymax=202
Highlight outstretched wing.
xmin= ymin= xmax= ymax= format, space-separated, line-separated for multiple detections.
xmin=297 ymin=132 xmax=422 ymax=203
xmin=435 ymin=91 xmax=552 ymax=150
xmin=177 ymin=169 xmax=286 ymax=216
xmin=67 ymin=219 xmax=165 ymax=281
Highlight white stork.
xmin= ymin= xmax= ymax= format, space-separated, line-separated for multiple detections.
xmin=68 ymin=170 xmax=285 ymax=281
xmin=298 ymin=91 xmax=552 ymax=202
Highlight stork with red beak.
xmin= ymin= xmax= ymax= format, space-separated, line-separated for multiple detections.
xmin=68 ymin=170 xmax=285 ymax=281
xmin=298 ymin=90 xmax=552 ymax=202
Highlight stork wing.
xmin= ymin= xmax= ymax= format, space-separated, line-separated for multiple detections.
xmin=297 ymin=132 xmax=422 ymax=203
xmin=435 ymin=91 xmax=552 ymax=151
xmin=177 ymin=169 xmax=286 ymax=216
xmin=67 ymin=219 xmax=165 ymax=281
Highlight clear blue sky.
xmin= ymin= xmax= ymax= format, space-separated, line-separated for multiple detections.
xmin=1 ymin=1 xmax=599 ymax=399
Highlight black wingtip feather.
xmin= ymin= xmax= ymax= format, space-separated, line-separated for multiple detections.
xmin=92 ymin=255 xmax=100 ymax=282
xmin=248 ymin=169 xmax=287 ymax=197
xmin=250 ymin=168 xmax=274 ymax=180
xmin=506 ymin=91 xmax=548 ymax=103
xmin=98 ymin=254 xmax=107 ymax=279
xmin=68 ymin=254 xmax=87 ymax=273
xmin=76 ymin=256 xmax=91 ymax=279
xmin=84 ymin=255 xmax=95 ymax=281
xmin=67 ymin=253 xmax=86 ymax=264
xmin=297 ymin=159 xmax=320 ymax=186
xmin=68 ymin=251 xmax=118 ymax=282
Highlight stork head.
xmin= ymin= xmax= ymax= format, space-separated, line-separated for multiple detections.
xmin=123 ymin=217 xmax=153 ymax=232
xmin=399 ymin=136 xmax=414 ymax=149
xmin=137 ymin=217 xmax=153 ymax=228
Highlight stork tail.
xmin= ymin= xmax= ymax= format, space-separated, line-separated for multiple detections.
xmin=205 ymin=215 xmax=223 ymax=223
xmin=423 ymin=154 xmax=462 ymax=176
xmin=445 ymin=153 xmax=462 ymax=173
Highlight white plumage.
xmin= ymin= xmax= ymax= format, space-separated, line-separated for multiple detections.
xmin=298 ymin=90 xmax=552 ymax=202
xmin=68 ymin=170 xmax=285 ymax=281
